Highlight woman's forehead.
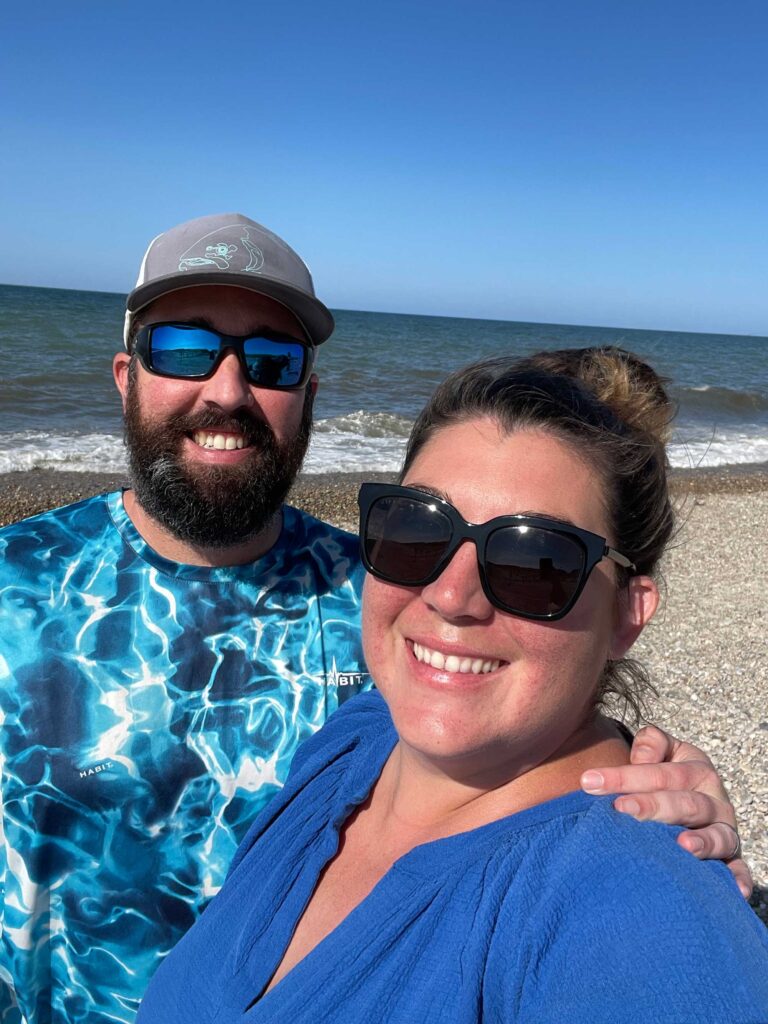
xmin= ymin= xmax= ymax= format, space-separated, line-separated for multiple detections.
xmin=403 ymin=419 xmax=611 ymax=534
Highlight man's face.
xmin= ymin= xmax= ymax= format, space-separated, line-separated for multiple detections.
xmin=113 ymin=285 xmax=317 ymax=548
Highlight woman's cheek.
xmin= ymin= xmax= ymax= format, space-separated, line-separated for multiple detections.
xmin=361 ymin=575 xmax=408 ymax=684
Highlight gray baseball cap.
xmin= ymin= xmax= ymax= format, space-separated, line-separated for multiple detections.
xmin=123 ymin=213 xmax=334 ymax=348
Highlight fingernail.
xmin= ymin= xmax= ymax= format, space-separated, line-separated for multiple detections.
xmin=615 ymin=798 xmax=641 ymax=817
xmin=686 ymin=837 xmax=705 ymax=853
xmin=738 ymin=884 xmax=752 ymax=899
xmin=581 ymin=771 xmax=605 ymax=792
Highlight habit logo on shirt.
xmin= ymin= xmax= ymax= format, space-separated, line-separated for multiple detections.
xmin=325 ymin=660 xmax=368 ymax=689
xmin=77 ymin=760 xmax=115 ymax=778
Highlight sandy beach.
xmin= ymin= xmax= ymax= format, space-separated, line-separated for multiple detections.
xmin=1 ymin=466 xmax=766 ymax=925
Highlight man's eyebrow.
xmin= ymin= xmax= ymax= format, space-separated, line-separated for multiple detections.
xmin=139 ymin=316 xmax=218 ymax=332
xmin=178 ymin=316 xmax=217 ymax=331
xmin=143 ymin=318 xmax=307 ymax=342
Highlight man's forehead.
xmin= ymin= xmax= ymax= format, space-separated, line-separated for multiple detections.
xmin=140 ymin=285 xmax=307 ymax=338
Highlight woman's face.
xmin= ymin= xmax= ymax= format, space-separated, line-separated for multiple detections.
xmin=362 ymin=417 xmax=650 ymax=783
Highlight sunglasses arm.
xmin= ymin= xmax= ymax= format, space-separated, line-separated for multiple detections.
xmin=606 ymin=547 xmax=636 ymax=571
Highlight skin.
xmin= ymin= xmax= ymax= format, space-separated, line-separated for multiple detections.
xmin=114 ymin=290 xmax=751 ymax=895
xmin=587 ymin=731 xmax=751 ymax=895
xmin=363 ymin=418 xmax=659 ymax=820
xmin=265 ymin=418 xmax=664 ymax=993
xmin=113 ymin=284 xmax=318 ymax=567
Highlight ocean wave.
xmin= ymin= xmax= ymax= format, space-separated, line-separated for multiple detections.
xmin=304 ymin=430 xmax=407 ymax=474
xmin=0 ymin=432 xmax=128 ymax=474
xmin=2 ymin=425 xmax=767 ymax=476
xmin=668 ymin=433 xmax=768 ymax=468
xmin=674 ymin=384 xmax=768 ymax=415
xmin=312 ymin=410 xmax=413 ymax=438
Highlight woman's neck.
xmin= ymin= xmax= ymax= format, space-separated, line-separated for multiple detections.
xmin=369 ymin=714 xmax=630 ymax=845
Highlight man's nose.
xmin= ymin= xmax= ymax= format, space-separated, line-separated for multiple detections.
xmin=198 ymin=350 xmax=253 ymax=410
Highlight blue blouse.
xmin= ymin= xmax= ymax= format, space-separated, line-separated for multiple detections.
xmin=139 ymin=691 xmax=768 ymax=1023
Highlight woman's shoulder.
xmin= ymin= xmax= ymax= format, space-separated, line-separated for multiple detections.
xmin=516 ymin=796 xmax=760 ymax=936
xmin=488 ymin=796 xmax=768 ymax=1022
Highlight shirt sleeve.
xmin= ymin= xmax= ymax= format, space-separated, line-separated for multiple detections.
xmin=489 ymin=812 xmax=768 ymax=1023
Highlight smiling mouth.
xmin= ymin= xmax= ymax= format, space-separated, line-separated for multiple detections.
xmin=191 ymin=430 xmax=249 ymax=451
xmin=412 ymin=641 xmax=502 ymax=676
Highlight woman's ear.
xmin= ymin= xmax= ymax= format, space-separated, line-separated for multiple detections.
xmin=610 ymin=576 xmax=660 ymax=660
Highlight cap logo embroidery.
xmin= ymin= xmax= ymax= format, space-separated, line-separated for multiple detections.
xmin=177 ymin=227 xmax=265 ymax=274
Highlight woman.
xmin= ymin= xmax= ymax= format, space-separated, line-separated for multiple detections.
xmin=139 ymin=348 xmax=768 ymax=1022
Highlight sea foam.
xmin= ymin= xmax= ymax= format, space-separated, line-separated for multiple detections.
xmin=1 ymin=418 xmax=768 ymax=475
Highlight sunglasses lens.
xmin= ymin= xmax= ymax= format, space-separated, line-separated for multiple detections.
xmin=364 ymin=495 xmax=452 ymax=583
xmin=146 ymin=326 xmax=308 ymax=387
xmin=485 ymin=526 xmax=585 ymax=616
xmin=150 ymin=326 xmax=220 ymax=377
xmin=242 ymin=337 xmax=307 ymax=387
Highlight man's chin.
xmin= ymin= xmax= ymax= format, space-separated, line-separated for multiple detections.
xmin=127 ymin=444 xmax=301 ymax=549
xmin=123 ymin=380 xmax=313 ymax=549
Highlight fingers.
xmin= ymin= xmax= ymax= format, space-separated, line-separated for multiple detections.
xmin=580 ymin=760 xmax=729 ymax=807
xmin=628 ymin=724 xmax=677 ymax=764
xmin=629 ymin=725 xmax=716 ymax=771
xmin=612 ymin=790 xmax=731 ymax=829
xmin=677 ymin=821 xmax=740 ymax=860
xmin=608 ymin=794 xmax=752 ymax=901
xmin=678 ymin=831 xmax=753 ymax=899
xmin=721 ymin=858 xmax=754 ymax=900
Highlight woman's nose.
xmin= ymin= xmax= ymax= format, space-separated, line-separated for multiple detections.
xmin=419 ymin=540 xmax=495 ymax=622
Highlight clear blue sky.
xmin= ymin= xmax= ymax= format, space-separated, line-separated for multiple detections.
xmin=3 ymin=0 xmax=767 ymax=334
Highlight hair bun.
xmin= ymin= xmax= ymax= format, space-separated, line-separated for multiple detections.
xmin=521 ymin=346 xmax=674 ymax=445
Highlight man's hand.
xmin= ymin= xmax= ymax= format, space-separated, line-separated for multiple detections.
xmin=581 ymin=724 xmax=752 ymax=898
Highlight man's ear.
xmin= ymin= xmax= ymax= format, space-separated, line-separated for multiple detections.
xmin=610 ymin=576 xmax=660 ymax=661
xmin=308 ymin=371 xmax=319 ymax=398
xmin=113 ymin=352 xmax=131 ymax=411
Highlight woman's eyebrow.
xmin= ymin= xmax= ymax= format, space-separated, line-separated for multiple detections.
xmin=513 ymin=510 xmax=579 ymax=528
xmin=405 ymin=483 xmax=451 ymax=502
xmin=405 ymin=485 xmax=579 ymax=528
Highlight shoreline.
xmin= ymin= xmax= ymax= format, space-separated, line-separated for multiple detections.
xmin=0 ymin=465 xmax=766 ymax=924
xmin=2 ymin=462 xmax=768 ymax=532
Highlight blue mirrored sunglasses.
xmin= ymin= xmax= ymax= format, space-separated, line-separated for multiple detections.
xmin=133 ymin=322 xmax=314 ymax=390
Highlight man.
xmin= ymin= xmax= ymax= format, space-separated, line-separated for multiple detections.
xmin=0 ymin=214 xmax=746 ymax=1024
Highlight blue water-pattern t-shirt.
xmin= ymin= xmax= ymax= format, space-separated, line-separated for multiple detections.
xmin=0 ymin=492 xmax=368 ymax=1024
xmin=139 ymin=691 xmax=768 ymax=1024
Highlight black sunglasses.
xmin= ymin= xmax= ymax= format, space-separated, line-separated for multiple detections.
xmin=133 ymin=322 xmax=315 ymax=390
xmin=358 ymin=483 xmax=635 ymax=621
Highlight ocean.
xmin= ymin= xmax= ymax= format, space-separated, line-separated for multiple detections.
xmin=1 ymin=283 xmax=767 ymax=475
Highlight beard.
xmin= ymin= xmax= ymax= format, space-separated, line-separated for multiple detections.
xmin=124 ymin=378 xmax=313 ymax=549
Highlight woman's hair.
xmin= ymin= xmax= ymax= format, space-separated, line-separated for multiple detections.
xmin=400 ymin=346 xmax=675 ymax=722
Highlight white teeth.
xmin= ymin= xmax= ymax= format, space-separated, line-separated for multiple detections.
xmin=412 ymin=642 xmax=500 ymax=676
xmin=429 ymin=649 xmax=445 ymax=669
xmin=192 ymin=431 xmax=246 ymax=450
